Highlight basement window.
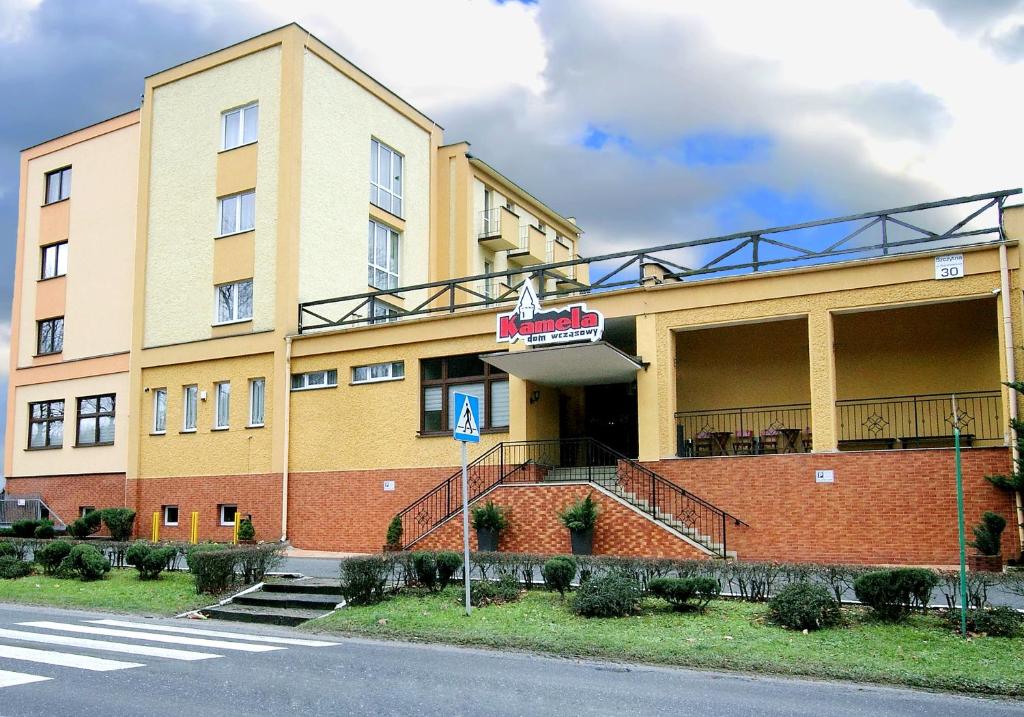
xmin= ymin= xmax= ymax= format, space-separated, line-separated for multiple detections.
xmin=163 ymin=505 xmax=179 ymax=527
xmin=219 ymin=504 xmax=237 ymax=527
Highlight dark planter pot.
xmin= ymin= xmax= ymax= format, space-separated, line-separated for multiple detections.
xmin=570 ymin=528 xmax=594 ymax=555
xmin=968 ymin=553 xmax=1003 ymax=573
xmin=476 ymin=527 xmax=500 ymax=552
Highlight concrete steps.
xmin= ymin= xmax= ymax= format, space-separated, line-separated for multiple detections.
xmin=202 ymin=577 xmax=341 ymax=626
xmin=201 ymin=603 xmax=330 ymax=627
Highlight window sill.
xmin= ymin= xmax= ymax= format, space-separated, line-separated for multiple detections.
xmin=211 ymin=427 xmax=229 ymax=432
xmin=219 ymin=523 xmax=235 ymax=528
xmin=214 ymin=229 xmax=255 ymax=241
xmin=351 ymin=377 xmax=404 ymax=386
xmin=246 ymin=424 xmax=265 ymax=430
xmin=164 ymin=523 xmax=179 ymax=528
xmin=25 ymin=445 xmax=62 ymax=451
xmin=218 ymin=140 xmax=257 ymax=154
xmin=74 ymin=442 xmax=114 ymax=448
xmin=417 ymin=427 xmax=509 ymax=438
xmin=180 ymin=429 xmax=197 ymax=435
xmin=41 ymin=197 xmax=70 ymax=208
xmin=150 ymin=431 xmax=166 ymax=437
xmin=34 ymin=351 xmax=63 ymax=358
xmin=38 ymin=274 xmax=67 ymax=283
xmin=290 ymin=384 xmax=338 ymax=392
xmin=212 ymin=318 xmax=253 ymax=327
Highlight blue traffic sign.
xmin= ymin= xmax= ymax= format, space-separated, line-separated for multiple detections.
xmin=452 ymin=392 xmax=481 ymax=443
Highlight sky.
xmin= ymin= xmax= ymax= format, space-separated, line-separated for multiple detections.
xmin=0 ymin=0 xmax=1022 ymax=464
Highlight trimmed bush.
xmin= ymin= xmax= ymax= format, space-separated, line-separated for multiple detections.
xmin=768 ymin=582 xmax=842 ymax=631
xmin=648 ymin=576 xmax=720 ymax=612
xmin=126 ymin=542 xmax=176 ymax=580
xmin=60 ymin=544 xmax=111 ymax=581
xmin=187 ymin=545 xmax=237 ymax=594
xmin=385 ymin=515 xmax=403 ymax=551
xmin=33 ymin=520 xmax=56 ymax=540
xmin=470 ymin=575 xmax=521 ymax=607
xmin=0 ymin=542 xmax=17 ymax=558
xmin=0 ymin=556 xmax=31 ymax=579
xmin=68 ymin=509 xmax=104 ymax=539
xmin=237 ymin=518 xmax=255 ymax=542
xmin=970 ymin=512 xmax=1007 ymax=556
xmin=340 ymin=556 xmax=390 ymax=605
xmin=101 ymin=509 xmax=136 ymax=542
xmin=964 ymin=606 xmax=1023 ymax=638
xmin=571 ymin=573 xmax=642 ymax=618
xmin=67 ymin=519 xmax=90 ymax=540
xmin=35 ymin=540 xmax=73 ymax=576
xmin=236 ymin=543 xmax=284 ymax=584
xmin=854 ymin=568 xmax=939 ymax=621
xmin=543 ymin=557 xmax=578 ymax=597
xmin=411 ymin=552 xmax=439 ymax=591
xmin=435 ymin=551 xmax=463 ymax=590
xmin=11 ymin=520 xmax=40 ymax=539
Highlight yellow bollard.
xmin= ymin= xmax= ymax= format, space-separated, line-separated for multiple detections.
xmin=190 ymin=511 xmax=199 ymax=544
xmin=151 ymin=512 xmax=160 ymax=543
xmin=232 ymin=511 xmax=240 ymax=545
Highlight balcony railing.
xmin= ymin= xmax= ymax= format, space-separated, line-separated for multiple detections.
xmin=676 ymin=403 xmax=813 ymax=456
xmin=478 ymin=208 xmax=502 ymax=238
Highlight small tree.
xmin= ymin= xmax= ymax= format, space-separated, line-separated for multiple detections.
xmin=986 ymin=381 xmax=1024 ymax=553
xmin=385 ymin=515 xmax=403 ymax=551
xmin=969 ymin=512 xmax=1007 ymax=556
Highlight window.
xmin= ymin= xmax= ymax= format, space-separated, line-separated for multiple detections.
xmin=222 ymin=102 xmax=259 ymax=150
xmin=44 ymin=167 xmax=71 ymax=204
xmin=370 ymin=138 xmax=403 ymax=216
xmin=40 ymin=242 xmax=68 ymax=280
xmin=37 ymin=317 xmax=64 ymax=355
xmin=483 ymin=260 xmax=495 ymax=299
xmin=421 ymin=354 xmax=509 ymax=434
xmin=352 ymin=361 xmax=404 ymax=384
xmin=28 ymin=400 xmax=64 ymax=449
xmin=218 ymin=190 xmax=255 ymax=236
xmin=163 ymin=505 xmax=179 ymax=527
xmin=76 ymin=394 xmax=115 ymax=446
xmin=368 ymin=220 xmax=400 ymax=290
xmin=219 ymin=504 xmax=237 ymax=527
xmin=215 ymin=279 xmax=253 ymax=324
xmin=369 ymin=301 xmax=400 ymax=325
xmin=79 ymin=506 xmax=95 ymax=518
xmin=248 ymin=378 xmax=265 ymax=427
xmin=183 ymin=385 xmax=198 ymax=432
xmin=291 ymin=370 xmax=338 ymax=391
xmin=152 ymin=388 xmax=167 ymax=434
xmin=214 ymin=382 xmax=230 ymax=429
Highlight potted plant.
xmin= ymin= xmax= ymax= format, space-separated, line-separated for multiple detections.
xmin=384 ymin=515 xmax=403 ymax=552
xmin=471 ymin=501 xmax=507 ymax=552
xmin=237 ymin=516 xmax=256 ymax=544
xmin=558 ymin=493 xmax=600 ymax=555
xmin=968 ymin=511 xmax=1006 ymax=573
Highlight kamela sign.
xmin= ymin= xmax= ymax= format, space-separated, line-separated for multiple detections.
xmin=496 ymin=281 xmax=604 ymax=345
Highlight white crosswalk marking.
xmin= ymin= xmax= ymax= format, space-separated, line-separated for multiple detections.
xmin=18 ymin=622 xmax=283 ymax=653
xmin=88 ymin=620 xmax=340 ymax=647
xmin=0 ymin=669 xmax=50 ymax=688
xmin=0 ymin=628 xmax=220 ymax=661
xmin=0 ymin=643 xmax=142 ymax=671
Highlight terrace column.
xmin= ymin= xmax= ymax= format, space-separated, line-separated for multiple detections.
xmin=508 ymin=340 xmax=530 ymax=441
xmin=636 ymin=313 xmax=664 ymax=462
xmin=807 ymin=309 xmax=839 ymax=452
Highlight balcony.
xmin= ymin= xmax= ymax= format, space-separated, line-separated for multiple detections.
xmin=478 ymin=207 xmax=519 ymax=252
xmin=508 ymin=224 xmax=546 ymax=267
xmin=546 ymin=236 xmax=574 ymax=278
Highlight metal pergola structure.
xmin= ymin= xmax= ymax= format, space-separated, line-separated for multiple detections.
xmin=297 ymin=188 xmax=1021 ymax=334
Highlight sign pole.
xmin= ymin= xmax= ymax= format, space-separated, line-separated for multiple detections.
xmin=953 ymin=394 xmax=968 ymax=637
xmin=461 ymin=440 xmax=471 ymax=616
xmin=451 ymin=391 xmax=480 ymax=617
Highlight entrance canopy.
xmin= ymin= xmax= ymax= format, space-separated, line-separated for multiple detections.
xmin=481 ymin=341 xmax=645 ymax=386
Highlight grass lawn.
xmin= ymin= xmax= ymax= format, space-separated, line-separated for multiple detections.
xmin=0 ymin=569 xmax=212 ymax=616
xmin=307 ymin=588 xmax=1024 ymax=697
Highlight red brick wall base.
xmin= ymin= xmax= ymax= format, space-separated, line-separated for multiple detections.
xmin=4 ymin=474 xmax=127 ymax=528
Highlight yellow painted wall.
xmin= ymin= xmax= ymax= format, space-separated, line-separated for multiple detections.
xmin=139 ymin=353 xmax=274 ymax=478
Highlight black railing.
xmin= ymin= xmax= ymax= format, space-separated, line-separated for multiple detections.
xmin=397 ymin=438 xmax=745 ymax=557
xmin=836 ymin=390 xmax=1002 ymax=448
xmin=298 ymin=188 xmax=1020 ymax=333
xmin=675 ymin=403 xmax=812 ymax=456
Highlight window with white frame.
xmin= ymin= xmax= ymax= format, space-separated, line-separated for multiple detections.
xmin=152 ymin=388 xmax=167 ymax=434
xmin=215 ymin=279 xmax=253 ymax=324
xmin=214 ymin=382 xmax=230 ymax=429
xmin=222 ymin=102 xmax=259 ymax=150
xmin=183 ymin=385 xmax=198 ymax=432
xmin=40 ymin=242 xmax=68 ymax=280
xmin=368 ymin=220 xmax=400 ymax=290
xmin=45 ymin=167 xmax=71 ymax=204
xmin=218 ymin=190 xmax=255 ymax=236
xmin=483 ymin=260 xmax=495 ymax=299
xmin=163 ymin=505 xmax=179 ymax=526
xmin=369 ymin=300 xmax=400 ymax=325
xmin=352 ymin=361 xmax=404 ymax=384
xmin=370 ymin=138 xmax=403 ymax=216
xmin=219 ymin=504 xmax=237 ymax=527
xmin=248 ymin=378 xmax=265 ymax=427
xmin=290 ymin=370 xmax=338 ymax=391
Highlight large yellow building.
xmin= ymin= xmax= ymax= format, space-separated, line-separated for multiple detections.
xmin=5 ymin=24 xmax=1023 ymax=566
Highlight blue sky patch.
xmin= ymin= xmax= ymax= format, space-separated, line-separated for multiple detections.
xmin=581 ymin=124 xmax=772 ymax=167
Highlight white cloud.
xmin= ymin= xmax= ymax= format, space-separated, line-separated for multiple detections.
xmin=0 ymin=0 xmax=41 ymax=43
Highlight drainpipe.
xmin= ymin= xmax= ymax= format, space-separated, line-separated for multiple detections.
xmin=280 ymin=336 xmax=293 ymax=542
xmin=998 ymin=241 xmax=1024 ymax=552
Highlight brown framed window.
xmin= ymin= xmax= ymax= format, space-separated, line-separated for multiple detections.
xmin=37 ymin=317 xmax=63 ymax=355
xmin=40 ymin=241 xmax=68 ymax=279
xmin=76 ymin=394 xmax=115 ymax=446
xmin=44 ymin=166 xmax=71 ymax=204
xmin=420 ymin=354 xmax=509 ymax=434
xmin=28 ymin=400 xmax=64 ymax=449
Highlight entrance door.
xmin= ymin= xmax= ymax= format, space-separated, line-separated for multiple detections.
xmin=584 ymin=383 xmax=639 ymax=458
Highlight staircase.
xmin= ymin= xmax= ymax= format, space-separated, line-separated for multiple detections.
xmin=397 ymin=438 xmax=746 ymax=558
xmin=202 ymin=578 xmax=343 ymax=626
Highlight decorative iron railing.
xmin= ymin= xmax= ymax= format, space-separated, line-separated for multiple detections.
xmin=675 ymin=403 xmax=813 ymax=456
xmin=836 ymin=390 xmax=1002 ymax=447
xmin=298 ymin=188 xmax=1020 ymax=333
xmin=396 ymin=438 xmax=745 ymax=557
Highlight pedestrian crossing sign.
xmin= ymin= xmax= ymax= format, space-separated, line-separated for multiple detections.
xmin=452 ymin=392 xmax=481 ymax=443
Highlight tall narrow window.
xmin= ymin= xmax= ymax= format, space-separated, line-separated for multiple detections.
xmin=368 ymin=220 xmax=400 ymax=290
xmin=40 ymin=242 xmax=68 ymax=280
xmin=44 ymin=167 xmax=71 ymax=204
xmin=215 ymin=279 xmax=253 ymax=324
xmin=222 ymin=102 xmax=259 ymax=150
xmin=183 ymin=385 xmax=198 ymax=432
xmin=214 ymin=382 xmax=230 ymax=429
xmin=28 ymin=400 xmax=64 ymax=449
xmin=152 ymin=388 xmax=167 ymax=434
xmin=483 ymin=260 xmax=494 ymax=299
xmin=218 ymin=190 xmax=255 ymax=236
xmin=37 ymin=317 xmax=64 ymax=355
xmin=248 ymin=378 xmax=265 ymax=427
xmin=76 ymin=394 xmax=115 ymax=446
xmin=370 ymin=138 xmax=403 ymax=217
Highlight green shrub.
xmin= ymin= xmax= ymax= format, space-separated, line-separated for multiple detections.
xmin=0 ymin=542 xmax=17 ymax=558
xmin=11 ymin=520 xmax=40 ymax=539
xmin=648 ymin=576 xmax=720 ymax=612
xmin=969 ymin=511 xmax=1007 ymax=556
xmin=558 ymin=494 xmax=600 ymax=531
xmin=101 ymin=509 xmax=136 ymax=542
xmin=385 ymin=515 xmax=403 ymax=550
xmin=0 ymin=556 xmax=31 ymax=579
xmin=571 ymin=573 xmax=642 ymax=618
xmin=471 ymin=501 xmax=508 ymax=531
xmin=411 ymin=552 xmax=439 ymax=591
xmin=435 ymin=551 xmax=463 ymax=590
xmin=126 ymin=542 xmax=176 ymax=580
xmin=340 ymin=556 xmax=390 ymax=605
xmin=543 ymin=557 xmax=578 ymax=597
xmin=67 ymin=519 xmax=90 ymax=540
xmin=854 ymin=568 xmax=938 ymax=621
xmin=35 ymin=540 xmax=73 ymax=576
xmin=187 ymin=545 xmax=238 ymax=594
xmin=768 ymin=582 xmax=842 ymax=630
xmin=237 ymin=518 xmax=255 ymax=542
xmin=470 ymin=575 xmax=521 ymax=606
xmin=235 ymin=543 xmax=284 ymax=584
xmin=965 ymin=606 xmax=1022 ymax=637
xmin=33 ymin=520 xmax=56 ymax=540
xmin=59 ymin=544 xmax=111 ymax=581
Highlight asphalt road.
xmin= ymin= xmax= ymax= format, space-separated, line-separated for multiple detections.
xmin=0 ymin=603 xmax=1019 ymax=716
